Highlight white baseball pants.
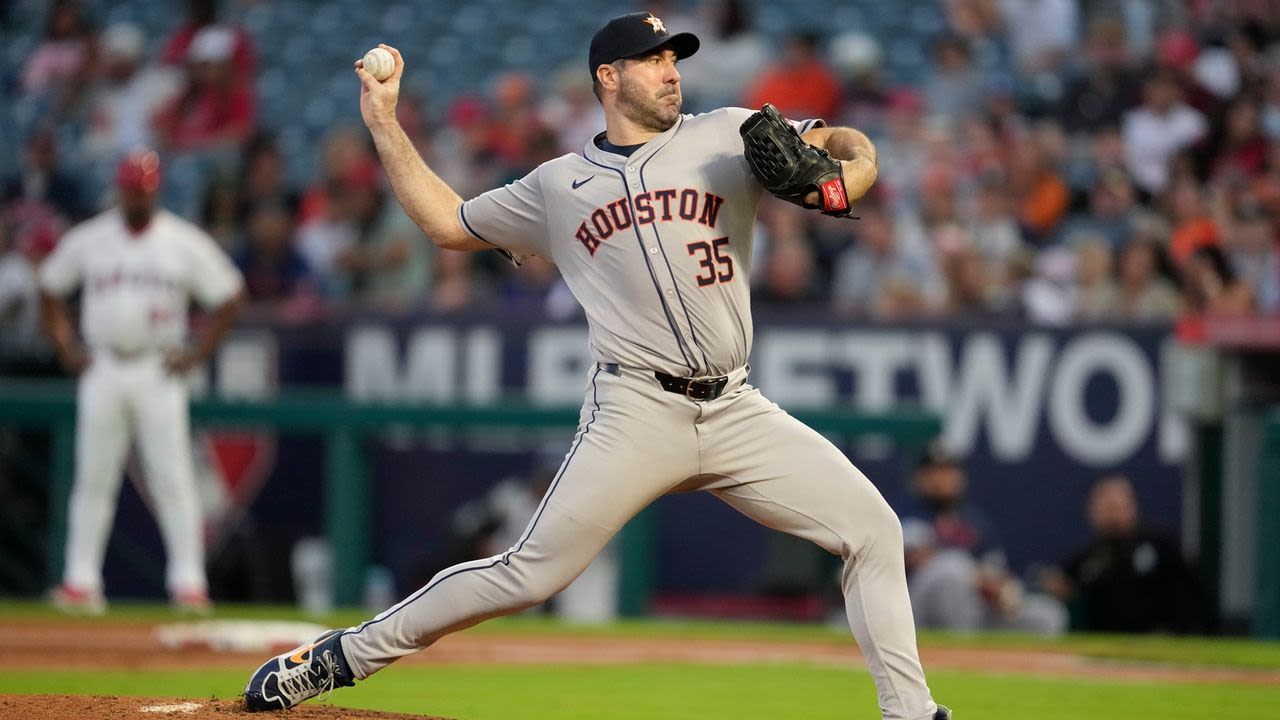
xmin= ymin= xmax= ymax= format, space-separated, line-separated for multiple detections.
xmin=61 ymin=351 xmax=207 ymax=595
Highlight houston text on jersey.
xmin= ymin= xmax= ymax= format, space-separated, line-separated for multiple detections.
xmin=574 ymin=188 xmax=726 ymax=256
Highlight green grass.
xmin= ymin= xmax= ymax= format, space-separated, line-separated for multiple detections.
xmin=0 ymin=664 xmax=1274 ymax=720
xmin=3 ymin=601 xmax=1280 ymax=719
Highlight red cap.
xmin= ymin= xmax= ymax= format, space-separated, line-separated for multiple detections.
xmin=1157 ymin=31 xmax=1199 ymax=70
xmin=116 ymin=149 xmax=163 ymax=192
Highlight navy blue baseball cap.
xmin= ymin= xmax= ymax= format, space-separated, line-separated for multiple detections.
xmin=588 ymin=12 xmax=700 ymax=78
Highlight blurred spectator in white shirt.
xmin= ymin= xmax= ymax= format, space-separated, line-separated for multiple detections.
xmin=82 ymin=23 xmax=182 ymax=163
xmin=1122 ymin=69 xmax=1207 ymax=195
xmin=1020 ymin=246 xmax=1077 ymax=325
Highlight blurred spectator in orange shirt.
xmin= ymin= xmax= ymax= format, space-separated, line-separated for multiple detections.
xmin=1167 ymin=179 xmax=1221 ymax=267
xmin=153 ymin=26 xmax=256 ymax=153
xmin=744 ymin=32 xmax=841 ymax=121
xmin=1010 ymin=130 xmax=1070 ymax=246
xmin=159 ymin=0 xmax=257 ymax=89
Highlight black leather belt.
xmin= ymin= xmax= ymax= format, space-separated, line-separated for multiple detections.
xmin=598 ymin=363 xmax=732 ymax=401
xmin=654 ymin=370 xmax=729 ymax=401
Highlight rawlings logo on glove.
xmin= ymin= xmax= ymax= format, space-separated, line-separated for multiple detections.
xmin=739 ymin=103 xmax=856 ymax=218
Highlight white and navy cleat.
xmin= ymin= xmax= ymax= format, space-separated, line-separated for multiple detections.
xmin=243 ymin=629 xmax=355 ymax=711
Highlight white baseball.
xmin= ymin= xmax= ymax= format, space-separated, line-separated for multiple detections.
xmin=362 ymin=47 xmax=394 ymax=81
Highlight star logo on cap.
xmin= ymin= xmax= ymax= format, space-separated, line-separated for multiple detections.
xmin=644 ymin=14 xmax=666 ymax=33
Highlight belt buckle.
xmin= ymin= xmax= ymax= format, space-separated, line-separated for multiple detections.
xmin=686 ymin=376 xmax=719 ymax=400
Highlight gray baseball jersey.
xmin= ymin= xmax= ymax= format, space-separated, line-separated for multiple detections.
xmin=336 ymin=107 xmax=940 ymax=720
xmin=457 ymin=108 xmax=820 ymax=378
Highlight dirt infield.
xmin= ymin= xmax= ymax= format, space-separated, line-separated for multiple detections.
xmin=3 ymin=616 xmax=1279 ymax=688
xmin=5 ymin=615 xmax=1280 ymax=719
xmin=0 ymin=694 xmax=450 ymax=719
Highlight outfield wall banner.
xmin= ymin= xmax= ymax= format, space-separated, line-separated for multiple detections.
xmin=108 ymin=312 xmax=1183 ymax=598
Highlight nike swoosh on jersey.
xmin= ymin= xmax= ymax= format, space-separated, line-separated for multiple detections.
xmin=572 ymin=176 xmax=595 ymax=190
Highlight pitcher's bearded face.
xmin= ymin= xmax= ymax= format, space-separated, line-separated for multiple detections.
xmin=617 ymin=49 xmax=682 ymax=132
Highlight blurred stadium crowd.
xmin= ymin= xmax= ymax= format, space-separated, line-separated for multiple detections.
xmin=4 ymin=0 xmax=1280 ymax=365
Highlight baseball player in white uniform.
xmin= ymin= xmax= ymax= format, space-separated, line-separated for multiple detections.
xmin=40 ymin=149 xmax=244 ymax=615
xmin=246 ymin=13 xmax=949 ymax=720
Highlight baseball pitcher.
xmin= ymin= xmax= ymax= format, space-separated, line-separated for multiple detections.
xmin=246 ymin=13 xmax=949 ymax=720
xmin=40 ymin=149 xmax=245 ymax=615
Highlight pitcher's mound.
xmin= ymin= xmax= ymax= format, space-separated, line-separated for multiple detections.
xmin=0 ymin=695 xmax=454 ymax=719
